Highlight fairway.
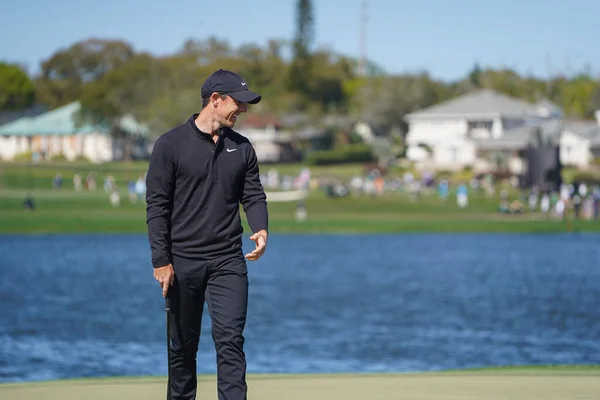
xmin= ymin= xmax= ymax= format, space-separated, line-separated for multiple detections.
xmin=1 ymin=369 xmax=599 ymax=400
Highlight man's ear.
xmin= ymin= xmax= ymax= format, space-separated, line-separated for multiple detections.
xmin=210 ymin=92 xmax=221 ymax=106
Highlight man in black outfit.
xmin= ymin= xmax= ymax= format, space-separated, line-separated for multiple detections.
xmin=145 ymin=69 xmax=269 ymax=400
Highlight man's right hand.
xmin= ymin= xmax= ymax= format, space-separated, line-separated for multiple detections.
xmin=154 ymin=264 xmax=175 ymax=298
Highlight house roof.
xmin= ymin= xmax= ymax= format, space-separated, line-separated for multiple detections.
xmin=563 ymin=120 xmax=600 ymax=145
xmin=473 ymin=119 xmax=563 ymax=150
xmin=0 ymin=101 xmax=148 ymax=137
xmin=0 ymin=116 xmax=34 ymax=136
xmin=25 ymin=102 xmax=98 ymax=135
xmin=116 ymin=114 xmax=149 ymax=136
xmin=405 ymin=89 xmax=541 ymax=120
xmin=563 ymin=120 xmax=600 ymax=139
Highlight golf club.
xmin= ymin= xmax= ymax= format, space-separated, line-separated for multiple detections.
xmin=165 ymin=295 xmax=171 ymax=400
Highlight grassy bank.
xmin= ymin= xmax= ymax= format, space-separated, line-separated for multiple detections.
xmin=1 ymin=161 xmax=598 ymax=234
xmin=1 ymin=366 xmax=599 ymax=400
xmin=2 ymin=187 xmax=597 ymax=234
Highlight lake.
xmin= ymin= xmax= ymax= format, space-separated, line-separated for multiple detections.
xmin=1 ymin=233 xmax=599 ymax=383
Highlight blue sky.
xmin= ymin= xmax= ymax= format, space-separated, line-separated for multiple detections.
xmin=2 ymin=0 xmax=599 ymax=81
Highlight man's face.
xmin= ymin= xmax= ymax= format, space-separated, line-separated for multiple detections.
xmin=215 ymin=94 xmax=248 ymax=128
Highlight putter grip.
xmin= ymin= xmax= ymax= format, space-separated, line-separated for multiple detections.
xmin=165 ymin=296 xmax=170 ymax=312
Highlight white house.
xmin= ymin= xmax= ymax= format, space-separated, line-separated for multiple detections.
xmin=403 ymin=89 xmax=598 ymax=172
xmin=235 ymin=117 xmax=326 ymax=164
xmin=235 ymin=125 xmax=299 ymax=163
xmin=559 ymin=120 xmax=600 ymax=168
xmin=0 ymin=102 xmax=149 ymax=163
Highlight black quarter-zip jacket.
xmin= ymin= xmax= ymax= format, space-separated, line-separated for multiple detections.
xmin=145 ymin=114 xmax=268 ymax=268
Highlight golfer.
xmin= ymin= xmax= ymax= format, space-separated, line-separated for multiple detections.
xmin=146 ymin=69 xmax=269 ymax=400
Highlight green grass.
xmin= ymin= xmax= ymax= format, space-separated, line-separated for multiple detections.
xmin=439 ymin=364 xmax=600 ymax=375
xmin=1 ymin=161 xmax=598 ymax=234
xmin=3 ymin=188 xmax=596 ymax=234
xmin=1 ymin=367 xmax=599 ymax=400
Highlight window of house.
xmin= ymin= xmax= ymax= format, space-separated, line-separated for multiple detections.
xmin=468 ymin=120 xmax=493 ymax=131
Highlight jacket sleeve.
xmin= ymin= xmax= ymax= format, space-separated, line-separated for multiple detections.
xmin=145 ymin=135 xmax=175 ymax=268
xmin=240 ymin=143 xmax=268 ymax=233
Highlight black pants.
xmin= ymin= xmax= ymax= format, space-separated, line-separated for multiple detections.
xmin=168 ymin=253 xmax=249 ymax=400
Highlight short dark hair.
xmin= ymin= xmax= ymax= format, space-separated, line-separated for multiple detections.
xmin=202 ymin=93 xmax=228 ymax=109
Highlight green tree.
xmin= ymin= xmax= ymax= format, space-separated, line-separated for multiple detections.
xmin=36 ymin=38 xmax=135 ymax=108
xmin=0 ymin=62 xmax=35 ymax=110
xmin=80 ymin=52 xmax=205 ymax=141
xmin=309 ymin=51 xmax=356 ymax=114
xmin=559 ymin=75 xmax=600 ymax=118
xmin=288 ymin=0 xmax=314 ymax=103
xmin=53 ymin=33 xmax=600 ymax=145
xmin=358 ymin=72 xmax=447 ymax=131
xmin=587 ymin=86 xmax=600 ymax=117
xmin=468 ymin=62 xmax=483 ymax=88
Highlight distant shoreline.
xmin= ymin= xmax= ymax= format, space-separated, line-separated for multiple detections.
xmin=1 ymin=215 xmax=599 ymax=235
xmin=1 ymin=224 xmax=599 ymax=235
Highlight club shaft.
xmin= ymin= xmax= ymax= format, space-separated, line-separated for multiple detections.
xmin=166 ymin=296 xmax=171 ymax=399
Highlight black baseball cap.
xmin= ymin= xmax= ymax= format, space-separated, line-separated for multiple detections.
xmin=201 ymin=69 xmax=262 ymax=104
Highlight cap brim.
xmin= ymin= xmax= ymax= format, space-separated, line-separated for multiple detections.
xmin=229 ymin=90 xmax=262 ymax=104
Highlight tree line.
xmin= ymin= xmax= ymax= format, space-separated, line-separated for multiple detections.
xmin=1 ymin=0 xmax=599 ymax=137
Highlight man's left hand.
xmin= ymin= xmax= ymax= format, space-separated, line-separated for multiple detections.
xmin=245 ymin=230 xmax=268 ymax=261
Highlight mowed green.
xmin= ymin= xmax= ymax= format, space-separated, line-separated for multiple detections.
xmin=1 ymin=367 xmax=599 ymax=400
xmin=1 ymin=161 xmax=599 ymax=234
